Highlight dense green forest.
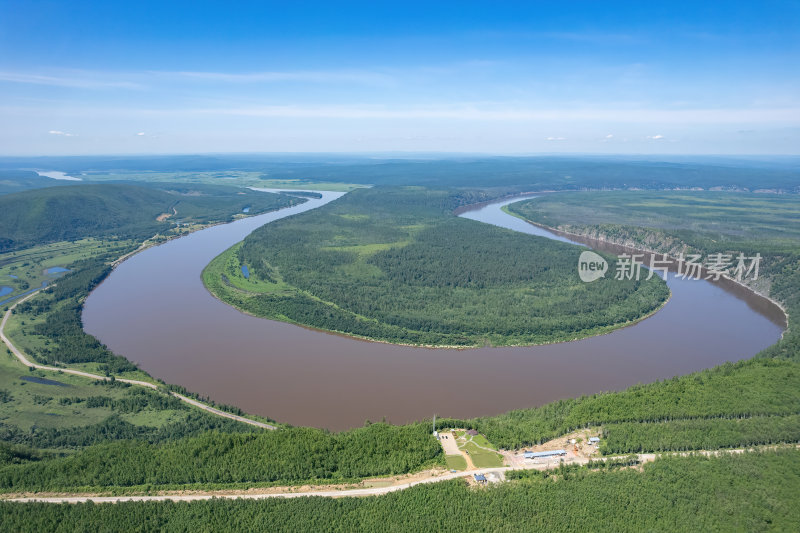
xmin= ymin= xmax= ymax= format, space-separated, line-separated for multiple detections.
xmin=206 ymin=187 xmax=669 ymax=346
xmin=0 ymin=423 xmax=440 ymax=491
xmin=1 ymin=182 xmax=799 ymax=504
xmin=453 ymin=357 xmax=800 ymax=449
xmin=1 ymin=450 xmax=798 ymax=532
xmin=0 ymin=183 xmax=299 ymax=252
xmin=600 ymin=414 xmax=800 ymax=453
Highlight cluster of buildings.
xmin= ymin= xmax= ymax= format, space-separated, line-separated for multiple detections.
xmin=522 ymin=436 xmax=601 ymax=461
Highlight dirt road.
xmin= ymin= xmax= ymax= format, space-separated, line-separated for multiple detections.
xmin=1 ymin=291 xmax=276 ymax=430
xmin=439 ymin=431 xmax=477 ymax=468
xmin=6 ymin=446 xmax=793 ymax=504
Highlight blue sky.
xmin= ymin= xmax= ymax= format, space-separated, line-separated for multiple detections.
xmin=1 ymin=1 xmax=798 ymax=155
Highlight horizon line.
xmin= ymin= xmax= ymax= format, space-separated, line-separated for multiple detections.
xmin=1 ymin=151 xmax=799 ymax=160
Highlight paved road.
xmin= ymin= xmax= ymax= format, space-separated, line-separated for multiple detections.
xmin=1 ymin=291 xmax=276 ymax=430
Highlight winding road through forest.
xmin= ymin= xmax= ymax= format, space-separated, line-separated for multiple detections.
xmin=2 ymin=445 xmax=794 ymax=504
xmin=1 ymin=290 xmax=276 ymax=430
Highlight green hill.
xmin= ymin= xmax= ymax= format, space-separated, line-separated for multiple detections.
xmin=0 ymin=183 xmax=299 ymax=252
xmin=0 ymin=170 xmax=78 ymax=196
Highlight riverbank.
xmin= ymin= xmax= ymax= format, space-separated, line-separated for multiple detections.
xmin=501 ymin=198 xmax=789 ymax=331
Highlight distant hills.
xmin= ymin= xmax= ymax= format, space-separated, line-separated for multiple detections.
xmin=0 ymin=155 xmax=797 ymax=193
xmin=0 ymin=183 xmax=297 ymax=252
xmin=0 ymin=170 xmax=78 ymax=196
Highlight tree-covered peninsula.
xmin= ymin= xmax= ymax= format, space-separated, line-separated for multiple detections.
xmin=204 ymin=187 xmax=669 ymax=347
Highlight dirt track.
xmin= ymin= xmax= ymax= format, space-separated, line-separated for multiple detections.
xmin=4 ymin=446 xmax=795 ymax=504
xmin=1 ymin=291 xmax=276 ymax=430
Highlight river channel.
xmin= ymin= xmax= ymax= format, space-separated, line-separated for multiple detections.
xmin=83 ymin=192 xmax=785 ymax=430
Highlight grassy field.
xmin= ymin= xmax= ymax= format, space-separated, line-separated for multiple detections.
xmin=444 ymin=454 xmax=467 ymax=471
xmin=203 ymin=243 xmax=296 ymax=297
xmin=453 ymin=431 xmax=504 ymax=468
xmin=0 ymin=347 xmax=185 ymax=434
xmin=2 ymin=279 xmax=258 ymax=445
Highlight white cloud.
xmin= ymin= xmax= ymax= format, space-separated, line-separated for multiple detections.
xmin=0 ymin=71 xmax=142 ymax=89
xmin=162 ymin=69 xmax=393 ymax=86
xmin=545 ymin=136 xmax=566 ymax=141
xmin=605 ymin=134 xmax=614 ymax=138
xmin=48 ymin=130 xmax=75 ymax=137
xmin=0 ymin=67 xmax=395 ymax=91
xmin=647 ymin=134 xmax=665 ymax=139
xmin=136 ymin=132 xmax=146 ymax=136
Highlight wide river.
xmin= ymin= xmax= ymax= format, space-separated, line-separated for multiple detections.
xmin=83 ymin=193 xmax=786 ymax=430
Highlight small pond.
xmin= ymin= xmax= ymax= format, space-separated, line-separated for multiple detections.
xmin=20 ymin=375 xmax=70 ymax=387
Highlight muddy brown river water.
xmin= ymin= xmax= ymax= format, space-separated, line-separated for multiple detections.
xmin=83 ymin=193 xmax=786 ymax=430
